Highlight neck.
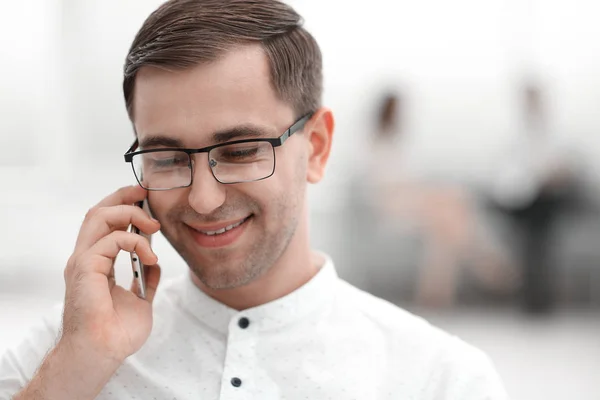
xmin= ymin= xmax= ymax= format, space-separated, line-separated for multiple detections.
xmin=189 ymin=208 xmax=321 ymax=310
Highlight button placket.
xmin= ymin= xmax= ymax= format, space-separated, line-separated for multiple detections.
xmin=219 ymin=314 xmax=257 ymax=397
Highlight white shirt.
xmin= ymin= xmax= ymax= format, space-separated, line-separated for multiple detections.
xmin=1 ymin=255 xmax=508 ymax=399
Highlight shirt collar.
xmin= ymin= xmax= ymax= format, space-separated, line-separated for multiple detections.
xmin=178 ymin=253 xmax=337 ymax=335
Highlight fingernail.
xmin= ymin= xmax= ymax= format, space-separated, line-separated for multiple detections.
xmin=152 ymin=218 xmax=160 ymax=223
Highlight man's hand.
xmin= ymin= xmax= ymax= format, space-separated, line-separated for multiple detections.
xmin=15 ymin=185 xmax=162 ymax=400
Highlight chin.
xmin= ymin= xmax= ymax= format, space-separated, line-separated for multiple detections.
xmin=192 ymin=266 xmax=256 ymax=290
xmin=187 ymin=255 xmax=266 ymax=290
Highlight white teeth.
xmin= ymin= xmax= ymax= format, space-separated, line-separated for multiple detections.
xmin=199 ymin=218 xmax=247 ymax=236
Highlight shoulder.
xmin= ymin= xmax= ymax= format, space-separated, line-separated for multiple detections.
xmin=0 ymin=303 xmax=63 ymax=395
xmin=334 ymin=279 xmax=447 ymax=342
xmin=1 ymin=302 xmax=63 ymax=354
xmin=333 ymin=280 xmax=508 ymax=398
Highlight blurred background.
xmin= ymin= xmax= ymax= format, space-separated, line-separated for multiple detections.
xmin=1 ymin=0 xmax=600 ymax=398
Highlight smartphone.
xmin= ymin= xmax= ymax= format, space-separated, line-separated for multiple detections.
xmin=129 ymin=199 xmax=152 ymax=299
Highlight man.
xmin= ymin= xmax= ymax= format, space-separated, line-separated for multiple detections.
xmin=1 ymin=1 xmax=508 ymax=398
xmin=490 ymin=82 xmax=583 ymax=314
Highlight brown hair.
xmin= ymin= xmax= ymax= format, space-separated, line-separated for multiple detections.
xmin=377 ymin=92 xmax=402 ymax=138
xmin=123 ymin=0 xmax=322 ymax=120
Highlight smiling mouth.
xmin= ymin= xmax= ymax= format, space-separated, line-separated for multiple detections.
xmin=194 ymin=216 xmax=251 ymax=236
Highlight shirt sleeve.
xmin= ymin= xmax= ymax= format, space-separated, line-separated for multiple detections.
xmin=0 ymin=304 xmax=62 ymax=398
xmin=426 ymin=336 xmax=510 ymax=400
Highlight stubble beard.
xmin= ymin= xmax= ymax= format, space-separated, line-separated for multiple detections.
xmin=163 ymin=200 xmax=300 ymax=290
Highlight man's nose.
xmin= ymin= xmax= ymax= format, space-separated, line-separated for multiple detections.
xmin=187 ymin=154 xmax=226 ymax=215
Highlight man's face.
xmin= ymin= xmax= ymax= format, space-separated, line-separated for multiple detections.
xmin=132 ymin=45 xmax=309 ymax=289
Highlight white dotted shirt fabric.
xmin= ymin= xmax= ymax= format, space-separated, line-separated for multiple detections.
xmin=1 ymin=255 xmax=508 ymax=399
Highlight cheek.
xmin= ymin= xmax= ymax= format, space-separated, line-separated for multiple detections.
xmin=240 ymin=181 xmax=278 ymax=214
xmin=148 ymin=192 xmax=183 ymax=222
xmin=239 ymin=176 xmax=294 ymax=223
xmin=265 ymin=155 xmax=307 ymax=216
xmin=276 ymin=144 xmax=308 ymax=183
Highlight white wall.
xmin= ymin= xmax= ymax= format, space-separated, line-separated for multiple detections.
xmin=292 ymin=0 xmax=600 ymax=191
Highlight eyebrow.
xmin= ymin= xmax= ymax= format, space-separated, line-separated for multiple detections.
xmin=212 ymin=125 xmax=274 ymax=143
xmin=139 ymin=136 xmax=184 ymax=149
xmin=139 ymin=124 xmax=276 ymax=149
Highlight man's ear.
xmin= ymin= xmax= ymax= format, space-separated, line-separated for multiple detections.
xmin=305 ymin=107 xmax=335 ymax=184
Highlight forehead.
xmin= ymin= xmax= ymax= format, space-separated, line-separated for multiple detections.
xmin=132 ymin=44 xmax=294 ymax=145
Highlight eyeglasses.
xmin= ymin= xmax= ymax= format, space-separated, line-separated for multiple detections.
xmin=124 ymin=113 xmax=313 ymax=191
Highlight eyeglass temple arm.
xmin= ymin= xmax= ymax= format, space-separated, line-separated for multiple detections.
xmin=279 ymin=113 xmax=314 ymax=145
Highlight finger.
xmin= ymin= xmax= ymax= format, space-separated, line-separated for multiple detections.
xmin=130 ymin=263 xmax=161 ymax=303
xmin=93 ymin=184 xmax=148 ymax=209
xmin=75 ymin=231 xmax=157 ymax=277
xmin=144 ymin=264 xmax=161 ymax=303
xmin=75 ymin=204 xmax=160 ymax=251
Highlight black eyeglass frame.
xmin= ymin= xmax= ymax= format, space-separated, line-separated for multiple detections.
xmin=124 ymin=112 xmax=314 ymax=190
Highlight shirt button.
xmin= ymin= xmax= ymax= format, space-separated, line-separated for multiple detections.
xmin=238 ymin=317 xmax=250 ymax=329
xmin=231 ymin=377 xmax=242 ymax=387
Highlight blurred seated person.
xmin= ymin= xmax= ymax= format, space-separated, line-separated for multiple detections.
xmin=365 ymin=91 xmax=517 ymax=308
xmin=489 ymin=81 xmax=585 ymax=313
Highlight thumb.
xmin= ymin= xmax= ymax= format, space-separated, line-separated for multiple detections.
xmin=144 ymin=263 xmax=162 ymax=303
xmin=130 ymin=263 xmax=162 ymax=303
